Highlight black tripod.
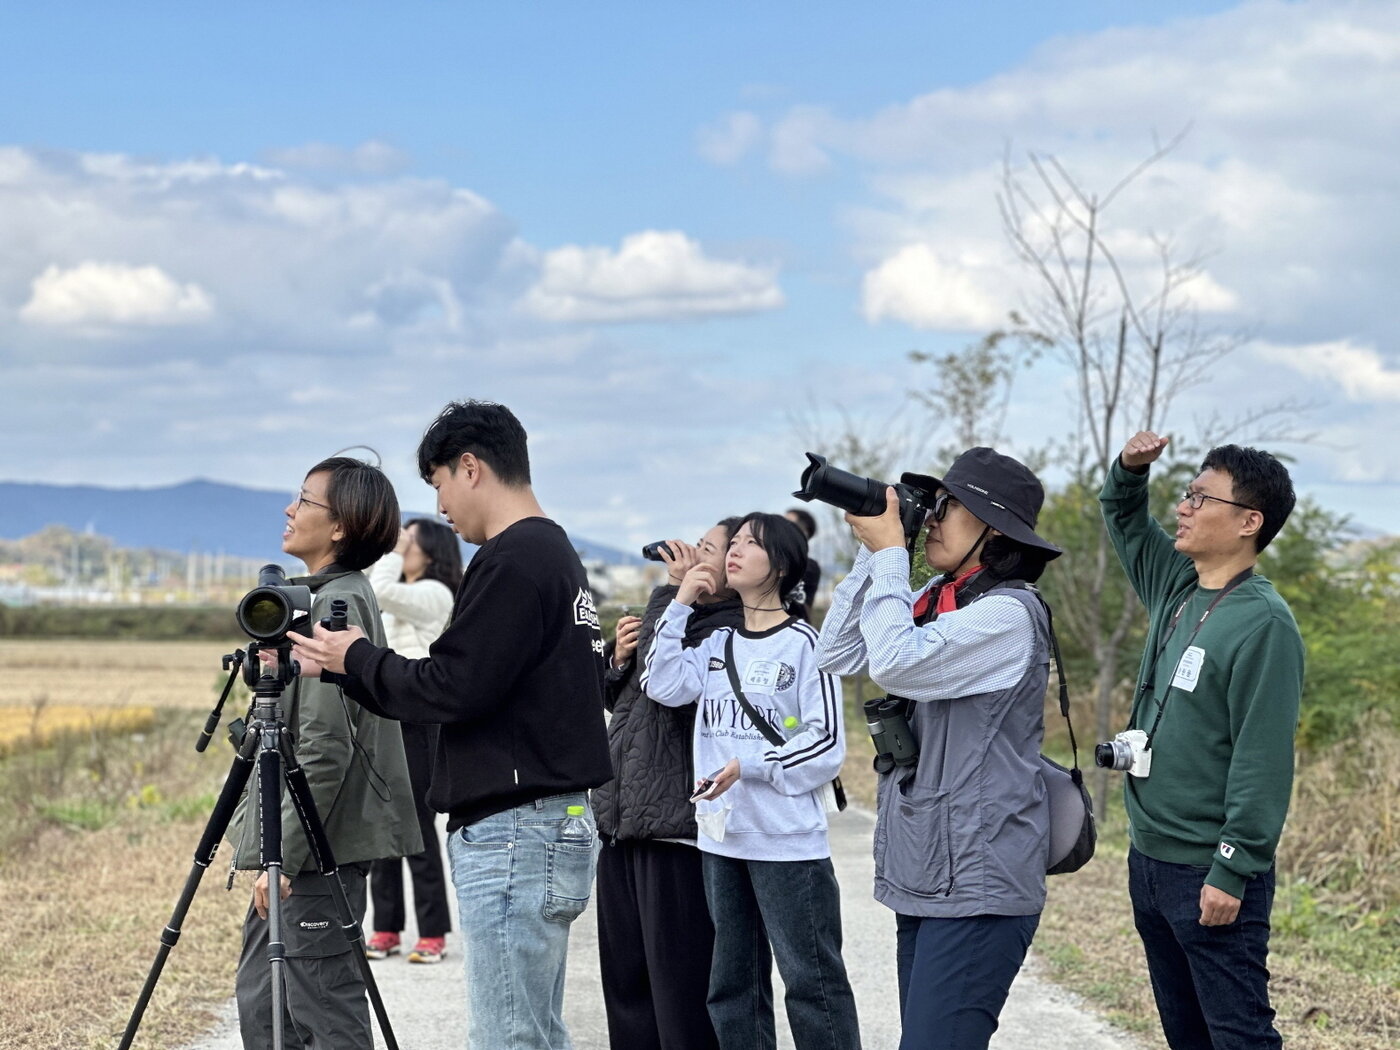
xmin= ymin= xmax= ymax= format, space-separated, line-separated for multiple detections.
xmin=117 ymin=641 xmax=399 ymax=1050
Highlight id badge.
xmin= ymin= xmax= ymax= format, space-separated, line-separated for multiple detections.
xmin=743 ymin=659 xmax=781 ymax=693
xmin=1171 ymin=646 xmax=1205 ymax=692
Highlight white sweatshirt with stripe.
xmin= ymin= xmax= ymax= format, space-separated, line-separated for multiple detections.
xmin=642 ymin=599 xmax=846 ymax=861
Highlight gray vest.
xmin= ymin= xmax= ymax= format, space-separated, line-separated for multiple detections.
xmin=873 ymin=585 xmax=1051 ymax=917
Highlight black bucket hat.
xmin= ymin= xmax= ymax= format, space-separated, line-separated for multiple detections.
xmin=902 ymin=447 xmax=1062 ymax=558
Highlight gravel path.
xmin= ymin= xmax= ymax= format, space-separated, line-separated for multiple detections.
xmin=184 ymin=807 xmax=1145 ymax=1050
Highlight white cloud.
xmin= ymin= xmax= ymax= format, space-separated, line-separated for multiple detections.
xmin=861 ymin=244 xmax=1004 ymax=331
xmin=1255 ymin=338 xmax=1400 ymax=403
xmin=0 ymin=147 xmax=519 ymax=357
xmin=522 ymin=230 xmax=784 ymax=323
xmin=263 ymin=140 xmax=410 ymax=175
xmin=695 ymin=112 xmax=762 ymax=165
xmin=19 ymin=262 xmax=214 ymax=328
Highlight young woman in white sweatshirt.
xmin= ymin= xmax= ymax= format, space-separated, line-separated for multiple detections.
xmin=643 ymin=511 xmax=861 ymax=1050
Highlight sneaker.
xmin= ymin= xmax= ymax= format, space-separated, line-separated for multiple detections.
xmin=365 ymin=931 xmax=401 ymax=959
xmin=408 ymin=936 xmax=447 ymax=964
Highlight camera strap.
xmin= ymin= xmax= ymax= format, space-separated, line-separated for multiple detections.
xmin=1139 ymin=567 xmax=1254 ymax=747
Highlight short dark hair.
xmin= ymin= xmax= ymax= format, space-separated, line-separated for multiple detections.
xmin=416 ymin=400 xmax=531 ymax=487
xmin=736 ymin=512 xmax=808 ymax=608
xmin=785 ymin=507 xmax=817 ymax=539
xmin=1200 ymin=445 xmax=1296 ymax=551
xmin=406 ymin=517 xmax=464 ymax=592
xmin=308 ymin=456 xmax=400 ymax=571
xmin=982 ymin=535 xmax=1053 ymax=584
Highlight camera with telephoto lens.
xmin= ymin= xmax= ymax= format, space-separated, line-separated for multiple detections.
xmin=234 ymin=564 xmax=315 ymax=644
xmin=1094 ymin=729 xmax=1152 ymax=778
xmin=865 ymin=696 xmax=920 ymax=774
xmin=641 ymin=541 xmax=676 ymax=562
xmin=792 ymin=452 xmax=934 ymax=541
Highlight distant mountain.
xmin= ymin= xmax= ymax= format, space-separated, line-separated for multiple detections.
xmin=0 ymin=480 xmax=643 ymax=566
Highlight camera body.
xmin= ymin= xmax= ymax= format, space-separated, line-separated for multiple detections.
xmin=792 ymin=452 xmax=932 ymax=540
xmin=1094 ymin=728 xmax=1152 ymax=778
xmin=235 ymin=564 xmax=314 ymax=644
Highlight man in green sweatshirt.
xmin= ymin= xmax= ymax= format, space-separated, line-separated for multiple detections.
xmin=1101 ymin=431 xmax=1303 ymax=1050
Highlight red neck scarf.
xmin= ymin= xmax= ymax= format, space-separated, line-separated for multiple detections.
xmin=912 ymin=565 xmax=985 ymax=623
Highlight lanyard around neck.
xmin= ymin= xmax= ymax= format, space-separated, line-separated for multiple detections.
xmin=1139 ymin=567 xmax=1254 ymax=746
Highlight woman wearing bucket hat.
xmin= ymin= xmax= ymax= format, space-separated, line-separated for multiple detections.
xmin=817 ymin=447 xmax=1062 ymax=1050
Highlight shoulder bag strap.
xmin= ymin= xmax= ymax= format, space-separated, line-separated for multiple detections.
xmin=723 ymin=631 xmax=785 ymax=747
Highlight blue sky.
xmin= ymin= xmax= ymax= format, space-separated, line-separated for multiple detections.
xmin=2 ymin=1 xmax=1397 ymax=559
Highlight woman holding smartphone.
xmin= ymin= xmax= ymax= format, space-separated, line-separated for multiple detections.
xmin=594 ymin=518 xmax=743 ymax=1050
xmin=643 ymin=512 xmax=860 ymax=1050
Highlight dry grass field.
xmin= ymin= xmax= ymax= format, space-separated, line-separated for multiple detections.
xmin=0 ymin=638 xmax=248 ymax=1049
xmin=0 ymin=639 xmax=246 ymax=712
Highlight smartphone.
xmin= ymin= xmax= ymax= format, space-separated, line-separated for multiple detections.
xmin=689 ymin=767 xmax=727 ymax=803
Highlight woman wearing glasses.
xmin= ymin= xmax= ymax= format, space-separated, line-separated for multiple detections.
xmin=230 ymin=456 xmax=422 ymax=1050
xmin=817 ymin=448 xmax=1062 ymax=1050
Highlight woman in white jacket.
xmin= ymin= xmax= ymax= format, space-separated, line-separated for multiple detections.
xmin=363 ymin=518 xmax=462 ymax=965
xmin=643 ymin=511 xmax=861 ymax=1050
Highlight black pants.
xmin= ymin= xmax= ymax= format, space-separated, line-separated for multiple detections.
xmin=1129 ymin=847 xmax=1281 ymax=1049
xmin=597 ymin=838 xmax=720 ymax=1050
xmin=894 ymin=911 xmax=1039 ymax=1050
xmin=369 ymin=722 xmax=451 ymax=938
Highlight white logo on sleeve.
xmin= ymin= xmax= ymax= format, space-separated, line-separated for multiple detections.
xmin=1218 ymin=841 xmax=1236 ymax=859
xmin=572 ymin=587 xmax=600 ymax=629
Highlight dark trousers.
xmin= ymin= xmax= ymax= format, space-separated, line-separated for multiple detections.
xmin=369 ymin=723 xmax=451 ymax=938
xmin=893 ymin=912 xmax=1039 ymax=1050
xmin=236 ymin=867 xmax=372 ymax=1050
xmin=701 ymin=852 xmax=861 ymax=1050
xmin=597 ymin=838 xmax=720 ymax=1050
xmin=1129 ymin=846 xmax=1282 ymax=1050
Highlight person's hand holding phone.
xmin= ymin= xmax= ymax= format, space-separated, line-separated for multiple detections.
xmin=689 ymin=758 xmax=740 ymax=801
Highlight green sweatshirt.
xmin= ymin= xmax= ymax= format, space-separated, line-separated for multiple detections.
xmin=1100 ymin=459 xmax=1303 ymax=898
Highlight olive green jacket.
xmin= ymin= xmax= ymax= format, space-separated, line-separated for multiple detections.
xmin=227 ymin=567 xmax=423 ymax=874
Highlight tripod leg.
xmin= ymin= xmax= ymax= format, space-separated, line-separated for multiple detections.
xmin=257 ymin=734 xmax=290 ymax=1050
xmin=116 ymin=731 xmax=258 ymax=1050
xmin=281 ymin=740 xmax=401 ymax=1050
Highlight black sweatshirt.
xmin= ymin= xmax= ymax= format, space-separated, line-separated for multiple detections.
xmin=330 ymin=516 xmax=613 ymax=830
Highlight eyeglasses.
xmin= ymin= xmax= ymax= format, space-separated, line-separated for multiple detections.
xmin=1180 ymin=490 xmax=1256 ymax=512
xmin=927 ymin=492 xmax=957 ymax=524
xmin=294 ymin=491 xmax=330 ymax=512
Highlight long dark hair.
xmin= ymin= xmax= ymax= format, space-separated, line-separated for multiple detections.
xmin=406 ymin=517 xmax=463 ymax=591
xmin=735 ymin=512 xmax=809 ymax=617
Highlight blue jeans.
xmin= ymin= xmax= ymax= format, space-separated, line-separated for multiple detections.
xmin=446 ymin=793 xmax=599 ymax=1050
xmin=1128 ymin=846 xmax=1281 ymax=1050
xmin=893 ymin=912 xmax=1039 ymax=1050
xmin=701 ymin=853 xmax=861 ymax=1050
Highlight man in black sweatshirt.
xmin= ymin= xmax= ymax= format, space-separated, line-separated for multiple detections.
xmin=290 ymin=400 xmax=612 ymax=1050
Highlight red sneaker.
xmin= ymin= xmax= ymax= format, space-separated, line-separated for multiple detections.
xmin=408 ymin=936 xmax=447 ymax=964
xmin=365 ymin=931 xmax=401 ymax=959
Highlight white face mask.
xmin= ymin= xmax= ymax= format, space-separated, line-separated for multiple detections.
xmin=694 ymin=795 xmax=734 ymax=842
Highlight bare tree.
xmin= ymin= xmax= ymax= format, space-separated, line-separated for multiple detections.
xmin=997 ymin=135 xmax=1277 ymax=809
